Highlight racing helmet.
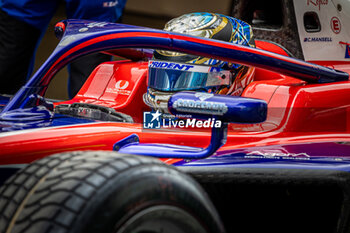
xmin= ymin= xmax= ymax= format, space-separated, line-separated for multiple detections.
xmin=144 ymin=12 xmax=256 ymax=112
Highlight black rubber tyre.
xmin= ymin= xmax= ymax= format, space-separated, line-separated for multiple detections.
xmin=0 ymin=151 xmax=224 ymax=233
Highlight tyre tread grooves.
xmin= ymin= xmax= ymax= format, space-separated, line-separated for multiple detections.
xmin=0 ymin=152 xmax=169 ymax=233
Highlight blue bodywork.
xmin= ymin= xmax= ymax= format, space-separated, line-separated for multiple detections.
xmin=175 ymin=141 xmax=350 ymax=170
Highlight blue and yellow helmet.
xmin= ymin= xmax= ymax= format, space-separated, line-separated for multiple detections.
xmin=144 ymin=12 xmax=255 ymax=112
xmin=154 ymin=12 xmax=255 ymax=69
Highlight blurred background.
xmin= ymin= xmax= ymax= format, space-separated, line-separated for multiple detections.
xmin=36 ymin=0 xmax=233 ymax=99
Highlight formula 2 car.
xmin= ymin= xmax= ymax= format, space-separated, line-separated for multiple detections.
xmin=0 ymin=8 xmax=350 ymax=233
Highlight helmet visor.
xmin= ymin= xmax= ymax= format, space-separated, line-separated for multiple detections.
xmin=148 ymin=60 xmax=232 ymax=92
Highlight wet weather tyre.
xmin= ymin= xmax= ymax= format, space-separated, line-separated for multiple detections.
xmin=0 ymin=151 xmax=225 ymax=233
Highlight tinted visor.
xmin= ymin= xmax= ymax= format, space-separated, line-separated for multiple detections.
xmin=148 ymin=60 xmax=232 ymax=92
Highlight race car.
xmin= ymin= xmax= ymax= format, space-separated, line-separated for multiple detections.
xmin=0 ymin=3 xmax=350 ymax=233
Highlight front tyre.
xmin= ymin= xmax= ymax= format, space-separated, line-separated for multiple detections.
xmin=0 ymin=151 xmax=224 ymax=233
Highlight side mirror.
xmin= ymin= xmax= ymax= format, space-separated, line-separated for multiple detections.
xmin=168 ymin=92 xmax=267 ymax=123
xmin=114 ymin=92 xmax=267 ymax=159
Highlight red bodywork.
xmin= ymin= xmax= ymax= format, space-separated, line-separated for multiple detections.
xmin=1 ymin=41 xmax=350 ymax=165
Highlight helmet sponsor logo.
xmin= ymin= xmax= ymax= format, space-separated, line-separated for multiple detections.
xmin=303 ymin=37 xmax=332 ymax=42
xmin=307 ymin=0 xmax=328 ymax=11
xmin=330 ymin=17 xmax=341 ymax=34
xmin=150 ymin=61 xmax=194 ymax=71
xmin=149 ymin=60 xmax=223 ymax=74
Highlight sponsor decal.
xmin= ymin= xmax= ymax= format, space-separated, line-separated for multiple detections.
xmin=195 ymin=92 xmax=214 ymax=101
xmin=103 ymin=0 xmax=119 ymax=7
xmin=307 ymin=0 xmax=328 ymax=11
xmin=79 ymin=22 xmax=109 ymax=32
xmin=149 ymin=61 xmax=194 ymax=71
xmin=303 ymin=37 xmax=332 ymax=42
xmin=331 ymin=17 xmax=341 ymax=34
xmin=173 ymin=99 xmax=228 ymax=115
xmin=245 ymin=151 xmax=311 ymax=160
xmin=149 ymin=61 xmax=222 ymax=73
xmin=86 ymin=22 xmax=109 ymax=28
xmin=106 ymin=80 xmax=131 ymax=95
xmin=115 ymin=80 xmax=129 ymax=89
xmin=143 ymin=111 xmax=222 ymax=129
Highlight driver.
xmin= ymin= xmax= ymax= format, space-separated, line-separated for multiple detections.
xmin=143 ymin=12 xmax=256 ymax=112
